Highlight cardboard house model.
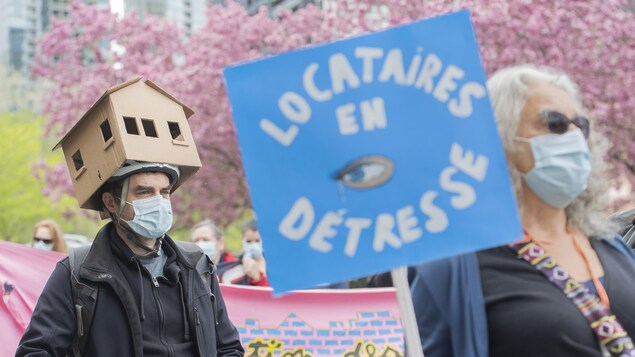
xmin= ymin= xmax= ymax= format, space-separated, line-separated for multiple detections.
xmin=54 ymin=77 xmax=202 ymax=211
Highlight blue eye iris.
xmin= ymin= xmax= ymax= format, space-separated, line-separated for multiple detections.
xmin=335 ymin=155 xmax=394 ymax=189
xmin=343 ymin=163 xmax=386 ymax=183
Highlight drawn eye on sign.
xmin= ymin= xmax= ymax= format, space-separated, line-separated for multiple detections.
xmin=334 ymin=155 xmax=394 ymax=189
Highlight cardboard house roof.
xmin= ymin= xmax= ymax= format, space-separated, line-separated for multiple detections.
xmin=53 ymin=77 xmax=195 ymax=150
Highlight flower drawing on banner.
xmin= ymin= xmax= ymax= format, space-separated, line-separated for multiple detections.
xmin=2 ymin=281 xmax=14 ymax=304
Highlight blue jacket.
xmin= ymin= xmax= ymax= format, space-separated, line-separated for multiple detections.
xmin=409 ymin=236 xmax=635 ymax=357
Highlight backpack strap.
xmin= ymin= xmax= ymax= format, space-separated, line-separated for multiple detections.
xmin=69 ymin=245 xmax=98 ymax=357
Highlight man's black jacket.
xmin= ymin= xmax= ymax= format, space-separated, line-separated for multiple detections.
xmin=16 ymin=222 xmax=244 ymax=357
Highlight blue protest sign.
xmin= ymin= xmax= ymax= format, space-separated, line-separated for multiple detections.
xmin=223 ymin=10 xmax=523 ymax=293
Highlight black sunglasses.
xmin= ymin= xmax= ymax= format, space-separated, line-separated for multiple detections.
xmin=540 ymin=111 xmax=590 ymax=139
xmin=33 ymin=237 xmax=53 ymax=244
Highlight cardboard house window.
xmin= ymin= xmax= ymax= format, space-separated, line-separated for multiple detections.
xmin=168 ymin=121 xmax=184 ymax=141
xmin=72 ymin=149 xmax=84 ymax=171
xmin=141 ymin=118 xmax=158 ymax=138
xmin=100 ymin=119 xmax=113 ymax=142
xmin=123 ymin=116 xmax=140 ymax=135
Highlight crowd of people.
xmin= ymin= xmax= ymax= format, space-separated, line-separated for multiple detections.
xmin=14 ymin=63 xmax=635 ymax=357
xmin=27 ymin=215 xmax=272 ymax=288
xmin=190 ymin=218 xmax=269 ymax=286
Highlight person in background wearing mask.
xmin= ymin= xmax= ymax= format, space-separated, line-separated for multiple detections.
xmin=17 ymin=160 xmax=244 ymax=356
xmin=190 ymin=219 xmax=237 ymax=265
xmin=32 ymin=218 xmax=67 ymax=254
xmin=410 ymin=64 xmax=635 ymax=357
xmin=218 ymin=219 xmax=269 ymax=286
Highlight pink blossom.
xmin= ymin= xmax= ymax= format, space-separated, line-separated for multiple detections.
xmin=34 ymin=0 xmax=635 ymax=226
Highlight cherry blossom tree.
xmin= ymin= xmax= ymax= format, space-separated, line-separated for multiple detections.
xmin=382 ymin=0 xmax=635 ymax=191
xmin=34 ymin=0 xmax=635 ymax=227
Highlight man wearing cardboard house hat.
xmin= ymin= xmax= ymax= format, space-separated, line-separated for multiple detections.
xmin=16 ymin=78 xmax=244 ymax=357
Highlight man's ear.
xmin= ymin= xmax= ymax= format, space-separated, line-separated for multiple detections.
xmin=102 ymin=192 xmax=117 ymax=215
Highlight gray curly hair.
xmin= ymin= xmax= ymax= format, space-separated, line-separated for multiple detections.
xmin=486 ymin=64 xmax=616 ymax=238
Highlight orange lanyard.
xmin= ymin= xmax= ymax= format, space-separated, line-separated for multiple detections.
xmin=570 ymin=232 xmax=610 ymax=308
xmin=524 ymin=229 xmax=610 ymax=308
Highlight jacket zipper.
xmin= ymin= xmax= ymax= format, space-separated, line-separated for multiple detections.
xmin=194 ymin=306 xmax=208 ymax=354
xmin=75 ymin=304 xmax=84 ymax=337
xmin=211 ymin=293 xmax=219 ymax=326
xmin=190 ymin=271 xmax=206 ymax=355
xmin=152 ymin=278 xmax=174 ymax=357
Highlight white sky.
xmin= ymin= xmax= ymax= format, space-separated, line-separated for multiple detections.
xmin=109 ymin=0 xmax=124 ymax=17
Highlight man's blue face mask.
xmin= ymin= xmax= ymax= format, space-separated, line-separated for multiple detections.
xmin=515 ymin=129 xmax=591 ymax=208
xmin=123 ymin=195 xmax=173 ymax=239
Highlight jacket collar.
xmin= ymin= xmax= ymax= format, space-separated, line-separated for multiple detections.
xmin=79 ymin=222 xmax=198 ymax=278
xmin=79 ymin=223 xmax=117 ymax=277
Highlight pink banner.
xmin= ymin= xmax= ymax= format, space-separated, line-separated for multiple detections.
xmin=0 ymin=240 xmax=64 ymax=357
xmin=1 ymin=240 xmax=405 ymax=356
xmin=220 ymin=284 xmax=404 ymax=356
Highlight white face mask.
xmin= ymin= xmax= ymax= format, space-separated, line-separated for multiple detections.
xmin=122 ymin=195 xmax=173 ymax=238
xmin=33 ymin=240 xmax=54 ymax=251
xmin=516 ymin=129 xmax=591 ymax=208
xmin=196 ymin=240 xmax=218 ymax=260
xmin=242 ymin=240 xmax=263 ymax=259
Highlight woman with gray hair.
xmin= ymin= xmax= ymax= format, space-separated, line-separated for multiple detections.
xmin=410 ymin=64 xmax=635 ymax=357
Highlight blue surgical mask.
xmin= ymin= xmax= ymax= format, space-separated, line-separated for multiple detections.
xmin=124 ymin=195 xmax=173 ymax=239
xmin=516 ymin=129 xmax=591 ymax=208
xmin=33 ymin=240 xmax=54 ymax=251
xmin=196 ymin=240 xmax=217 ymax=259
xmin=242 ymin=241 xmax=263 ymax=259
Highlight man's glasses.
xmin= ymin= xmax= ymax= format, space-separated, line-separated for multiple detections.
xmin=33 ymin=237 xmax=53 ymax=244
xmin=540 ymin=111 xmax=590 ymax=139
